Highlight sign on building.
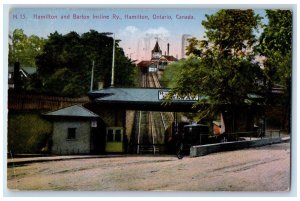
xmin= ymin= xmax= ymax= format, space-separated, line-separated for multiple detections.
xmin=158 ymin=90 xmax=199 ymax=101
xmin=148 ymin=67 xmax=157 ymax=72
xmin=91 ymin=121 xmax=97 ymax=127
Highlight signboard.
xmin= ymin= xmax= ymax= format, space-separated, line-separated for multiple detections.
xmin=148 ymin=67 xmax=157 ymax=72
xmin=158 ymin=90 xmax=199 ymax=101
xmin=91 ymin=121 xmax=97 ymax=128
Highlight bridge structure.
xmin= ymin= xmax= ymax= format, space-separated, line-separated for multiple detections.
xmin=87 ymin=72 xmax=200 ymax=154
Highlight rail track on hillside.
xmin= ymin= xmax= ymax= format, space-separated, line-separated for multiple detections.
xmin=134 ymin=72 xmax=174 ymax=154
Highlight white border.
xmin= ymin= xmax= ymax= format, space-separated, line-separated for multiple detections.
xmin=1 ymin=0 xmax=299 ymax=199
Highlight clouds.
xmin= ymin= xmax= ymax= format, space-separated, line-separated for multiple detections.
xmin=143 ymin=26 xmax=170 ymax=39
xmin=122 ymin=26 xmax=139 ymax=35
xmin=118 ymin=25 xmax=170 ymax=39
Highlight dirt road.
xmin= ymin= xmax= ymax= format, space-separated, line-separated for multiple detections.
xmin=7 ymin=143 xmax=290 ymax=191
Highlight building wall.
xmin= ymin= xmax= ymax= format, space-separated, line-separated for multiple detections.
xmin=85 ymin=103 xmax=128 ymax=151
xmin=8 ymin=91 xmax=89 ymax=111
xmin=52 ymin=120 xmax=91 ymax=154
xmin=265 ymin=105 xmax=288 ymax=131
xmin=125 ymin=110 xmax=135 ymax=144
xmin=181 ymin=34 xmax=192 ymax=59
xmin=87 ymin=105 xmax=125 ymax=128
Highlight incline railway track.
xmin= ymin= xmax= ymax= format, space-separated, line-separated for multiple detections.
xmin=134 ymin=72 xmax=174 ymax=154
xmin=150 ymin=72 xmax=174 ymax=130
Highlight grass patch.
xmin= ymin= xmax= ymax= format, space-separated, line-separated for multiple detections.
xmin=8 ymin=112 xmax=52 ymax=154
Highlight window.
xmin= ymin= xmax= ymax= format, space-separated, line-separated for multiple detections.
xmin=67 ymin=128 xmax=76 ymax=140
xmin=115 ymin=129 xmax=122 ymax=142
xmin=107 ymin=129 xmax=114 ymax=142
xmin=106 ymin=127 xmax=123 ymax=142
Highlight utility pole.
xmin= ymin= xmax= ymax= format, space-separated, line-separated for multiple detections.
xmin=111 ymin=33 xmax=116 ymax=87
xmin=90 ymin=60 xmax=94 ymax=92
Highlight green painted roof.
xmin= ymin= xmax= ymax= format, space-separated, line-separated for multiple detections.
xmin=44 ymin=105 xmax=99 ymax=118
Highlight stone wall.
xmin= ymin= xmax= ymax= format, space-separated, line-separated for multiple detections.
xmin=190 ymin=137 xmax=283 ymax=157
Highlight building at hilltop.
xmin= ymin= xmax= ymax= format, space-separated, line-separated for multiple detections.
xmin=137 ymin=40 xmax=178 ymax=73
xmin=181 ymin=34 xmax=192 ymax=59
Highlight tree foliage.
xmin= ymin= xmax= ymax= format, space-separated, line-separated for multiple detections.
xmin=163 ymin=9 xmax=292 ymax=132
xmin=9 ymin=29 xmax=45 ymax=67
xmin=165 ymin=9 xmax=265 ymax=132
xmin=34 ymin=30 xmax=137 ymax=97
xmin=161 ymin=59 xmax=186 ymax=88
xmin=258 ymin=10 xmax=292 ymax=131
xmin=258 ymin=10 xmax=292 ymax=91
xmin=259 ymin=10 xmax=292 ymax=56
xmin=202 ymin=9 xmax=262 ymax=55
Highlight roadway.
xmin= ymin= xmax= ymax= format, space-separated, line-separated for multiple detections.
xmin=7 ymin=142 xmax=290 ymax=191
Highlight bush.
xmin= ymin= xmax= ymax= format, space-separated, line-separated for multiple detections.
xmin=8 ymin=112 xmax=52 ymax=154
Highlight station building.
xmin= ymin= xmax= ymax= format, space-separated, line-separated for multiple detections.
xmin=137 ymin=41 xmax=177 ymax=73
xmin=43 ymin=87 xmax=201 ymax=155
xmin=43 ymin=85 xmax=268 ymax=155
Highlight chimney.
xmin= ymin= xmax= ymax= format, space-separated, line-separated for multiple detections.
xmin=167 ymin=43 xmax=170 ymax=56
xmin=98 ymin=81 xmax=104 ymax=90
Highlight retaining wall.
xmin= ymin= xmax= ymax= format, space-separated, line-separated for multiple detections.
xmin=190 ymin=137 xmax=283 ymax=157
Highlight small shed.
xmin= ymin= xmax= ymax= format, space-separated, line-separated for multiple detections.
xmin=43 ymin=104 xmax=103 ymax=155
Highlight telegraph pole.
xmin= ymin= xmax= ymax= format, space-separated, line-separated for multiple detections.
xmin=111 ymin=33 xmax=116 ymax=87
xmin=90 ymin=60 xmax=94 ymax=92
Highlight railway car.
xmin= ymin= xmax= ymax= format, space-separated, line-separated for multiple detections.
xmin=157 ymin=61 xmax=168 ymax=71
xmin=165 ymin=122 xmax=210 ymax=153
xmin=182 ymin=124 xmax=210 ymax=146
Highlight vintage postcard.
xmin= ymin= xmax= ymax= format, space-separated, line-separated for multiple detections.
xmin=5 ymin=5 xmax=293 ymax=193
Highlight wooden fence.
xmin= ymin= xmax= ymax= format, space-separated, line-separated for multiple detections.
xmin=8 ymin=92 xmax=89 ymax=111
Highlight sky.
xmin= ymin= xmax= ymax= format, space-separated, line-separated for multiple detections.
xmin=9 ymin=7 xmax=267 ymax=61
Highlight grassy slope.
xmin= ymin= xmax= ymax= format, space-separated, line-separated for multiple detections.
xmin=8 ymin=112 xmax=52 ymax=154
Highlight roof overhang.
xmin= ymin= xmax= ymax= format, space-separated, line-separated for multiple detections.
xmin=88 ymin=87 xmax=200 ymax=112
xmin=43 ymin=104 xmax=99 ymax=119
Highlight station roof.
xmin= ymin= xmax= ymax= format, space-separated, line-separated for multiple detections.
xmin=88 ymin=87 xmax=200 ymax=112
xmin=44 ymin=104 xmax=99 ymax=118
xmin=87 ymin=87 xmax=266 ymax=112
xmin=137 ymin=61 xmax=155 ymax=68
xmin=160 ymin=55 xmax=178 ymax=62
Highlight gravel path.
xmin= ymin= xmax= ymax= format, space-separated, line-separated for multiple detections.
xmin=7 ymin=143 xmax=290 ymax=191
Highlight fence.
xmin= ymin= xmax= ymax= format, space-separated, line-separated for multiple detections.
xmin=8 ymin=92 xmax=89 ymax=111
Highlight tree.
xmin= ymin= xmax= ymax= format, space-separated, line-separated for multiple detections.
xmin=161 ymin=59 xmax=186 ymax=88
xmin=166 ymin=9 xmax=265 ymax=133
xmin=34 ymin=30 xmax=137 ymax=97
xmin=9 ymin=29 xmax=45 ymax=67
xmin=258 ymin=10 xmax=292 ymax=131
xmin=259 ymin=10 xmax=292 ymax=56
xmin=258 ymin=9 xmax=292 ymax=92
xmin=185 ymin=37 xmax=205 ymax=56
xmin=202 ymin=9 xmax=262 ymax=56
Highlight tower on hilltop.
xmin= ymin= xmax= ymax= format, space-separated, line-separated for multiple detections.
xmin=151 ymin=39 xmax=162 ymax=60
